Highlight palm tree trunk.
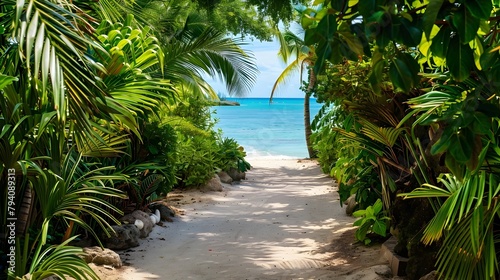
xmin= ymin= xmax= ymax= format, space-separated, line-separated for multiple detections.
xmin=16 ymin=186 xmax=32 ymax=236
xmin=304 ymin=93 xmax=315 ymax=158
xmin=304 ymin=69 xmax=316 ymax=158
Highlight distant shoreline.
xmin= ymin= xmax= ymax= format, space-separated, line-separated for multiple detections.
xmin=212 ymin=100 xmax=240 ymax=106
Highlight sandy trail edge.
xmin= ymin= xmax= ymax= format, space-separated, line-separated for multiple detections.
xmin=102 ymin=158 xmax=392 ymax=280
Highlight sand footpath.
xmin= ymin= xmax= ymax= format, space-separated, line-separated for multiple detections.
xmin=104 ymin=158 xmax=393 ymax=279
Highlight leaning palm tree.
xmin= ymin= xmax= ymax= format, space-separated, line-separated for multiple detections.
xmin=270 ymin=29 xmax=316 ymax=158
xmin=131 ymin=0 xmax=259 ymax=99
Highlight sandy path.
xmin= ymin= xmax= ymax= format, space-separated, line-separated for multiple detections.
xmin=114 ymin=158 xmax=390 ymax=280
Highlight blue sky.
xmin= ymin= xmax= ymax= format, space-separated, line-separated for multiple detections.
xmin=208 ymin=39 xmax=305 ymax=98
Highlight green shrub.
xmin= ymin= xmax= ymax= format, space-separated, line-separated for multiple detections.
xmin=215 ymin=137 xmax=251 ymax=173
xmin=175 ymin=133 xmax=219 ymax=188
xmin=353 ymin=199 xmax=390 ymax=245
xmin=142 ymin=121 xmax=177 ymax=192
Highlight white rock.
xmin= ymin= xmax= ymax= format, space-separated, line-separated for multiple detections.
xmin=150 ymin=215 xmax=157 ymax=224
xmin=134 ymin=219 xmax=144 ymax=230
xmin=155 ymin=209 xmax=161 ymax=221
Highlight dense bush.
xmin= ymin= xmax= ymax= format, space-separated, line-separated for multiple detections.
xmin=175 ymin=133 xmax=219 ymax=188
xmin=170 ymin=97 xmax=250 ymax=188
xmin=215 ymin=137 xmax=251 ymax=173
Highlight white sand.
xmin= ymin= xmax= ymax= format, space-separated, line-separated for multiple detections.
xmin=106 ymin=158 xmax=392 ymax=280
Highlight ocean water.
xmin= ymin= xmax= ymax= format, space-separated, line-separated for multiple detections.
xmin=212 ymin=98 xmax=322 ymax=158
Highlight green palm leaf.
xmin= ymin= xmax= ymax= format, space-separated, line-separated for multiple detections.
xmin=33 ymin=151 xmax=126 ymax=246
xmin=360 ymin=119 xmax=403 ymax=148
xmin=163 ymin=26 xmax=258 ymax=97
xmin=400 ymin=171 xmax=500 ymax=278
xmin=26 ymin=236 xmax=99 ymax=280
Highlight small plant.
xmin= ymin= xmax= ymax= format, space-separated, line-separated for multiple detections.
xmin=352 ymin=199 xmax=390 ymax=245
xmin=216 ymin=137 xmax=251 ymax=173
xmin=175 ymin=134 xmax=219 ymax=188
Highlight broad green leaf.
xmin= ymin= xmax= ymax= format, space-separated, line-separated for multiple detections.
xmin=314 ymin=42 xmax=332 ymax=74
xmin=339 ymin=37 xmax=361 ymax=61
xmin=372 ymin=220 xmax=387 ymax=236
xmin=471 ymin=112 xmax=491 ymax=135
xmin=419 ymin=25 xmax=440 ymax=57
xmin=373 ymin=199 xmax=383 ymax=214
xmin=465 ymin=0 xmax=492 ymax=20
xmin=366 ymin=11 xmax=392 ymax=49
xmin=430 ymin=26 xmax=451 ymax=58
xmin=399 ymin=18 xmax=422 ymax=47
xmin=470 ymin=36 xmax=484 ymax=70
xmin=389 ymin=54 xmax=419 ymax=92
xmin=448 ymin=129 xmax=474 ymax=163
xmin=338 ymin=31 xmax=364 ymax=56
xmin=304 ymin=28 xmax=321 ymax=46
xmin=452 ymin=7 xmax=480 ymax=44
xmin=431 ymin=126 xmax=454 ymax=155
xmin=422 ymin=0 xmax=445 ymax=39
xmin=317 ymin=14 xmax=337 ymax=40
xmin=350 ymin=23 xmax=371 ymax=56
xmin=331 ymin=0 xmax=345 ymax=11
xmin=447 ymin=36 xmax=475 ymax=81
xmin=466 ymin=135 xmax=483 ymax=171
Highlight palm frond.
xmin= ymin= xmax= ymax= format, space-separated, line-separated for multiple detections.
xmin=359 ymin=119 xmax=403 ymax=148
xmin=269 ymin=55 xmax=306 ymax=100
xmin=163 ymin=27 xmax=258 ymax=97
xmin=27 ymin=236 xmax=99 ymax=280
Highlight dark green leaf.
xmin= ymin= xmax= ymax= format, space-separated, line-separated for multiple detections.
xmin=452 ymin=7 xmax=480 ymax=44
xmin=329 ymin=40 xmax=343 ymax=64
xmin=318 ymin=14 xmax=337 ymax=39
xmin=314 ymin=42 xmax=332 ymax=74
xmin=358 ymin=0 xmax=376 ymax=18
xmin=430 ymin=26 xmax=451 ymax=58
xmin=389 ymin=54 xmax=419 ymax=92
xmin=471 ymin=112 xmax=491 ymax=135
xmin=369 ymin=51 xmax=386 ymax=94
xmin=466 ymin=0 xmax=492 ymax=20
xmin=373 ymin=220 xmax=387 ymax=236
xmin=447 ymin=36 xmax=475 ymax=81
xmin=431 ymin=126 xmax=454 ymax=155
xmin=350 ymin=23 xmax=371 ymax=56
xmin=479 ymin=46 xmax=500 ymax=70
xmin=399 ymin=52 xmax=420 ymax=86
xmin=304 ymin=28 xmax=321 ymax=46
xmin=366 ymin=11 xmax=392 ymax=49
xmin=331 ymin=0 xmax=345 ymax=12
xmin=448 ymin=128 xmax=474 ymax=163
xmin=422 ymin=0 xmax=445 ymax=39
xmin=400 ymin=18 xmax=423 ymax=47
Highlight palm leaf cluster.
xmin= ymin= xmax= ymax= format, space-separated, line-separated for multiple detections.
xmin=1 ymin=0 xmax=257 ymax=278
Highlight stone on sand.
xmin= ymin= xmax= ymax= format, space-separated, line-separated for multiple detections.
xmin=82 ymin=246 xmax=122 ymax=268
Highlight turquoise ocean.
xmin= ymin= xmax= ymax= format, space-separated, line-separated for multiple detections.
xmin=212 ymin=98 xmax=322 ymax=158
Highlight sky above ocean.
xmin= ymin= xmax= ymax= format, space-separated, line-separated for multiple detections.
xmin=207 ymin=37 xmax=306 ymax=99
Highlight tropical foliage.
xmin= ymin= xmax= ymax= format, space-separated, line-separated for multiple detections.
xmin=0 ymin=0 xmax=259 ymax=278
xmin=295 ymin=0 xmax=500 ymax=279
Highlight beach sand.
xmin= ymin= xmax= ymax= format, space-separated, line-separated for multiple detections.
xmin=99 ymin=158 xmax=395 ymax=279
